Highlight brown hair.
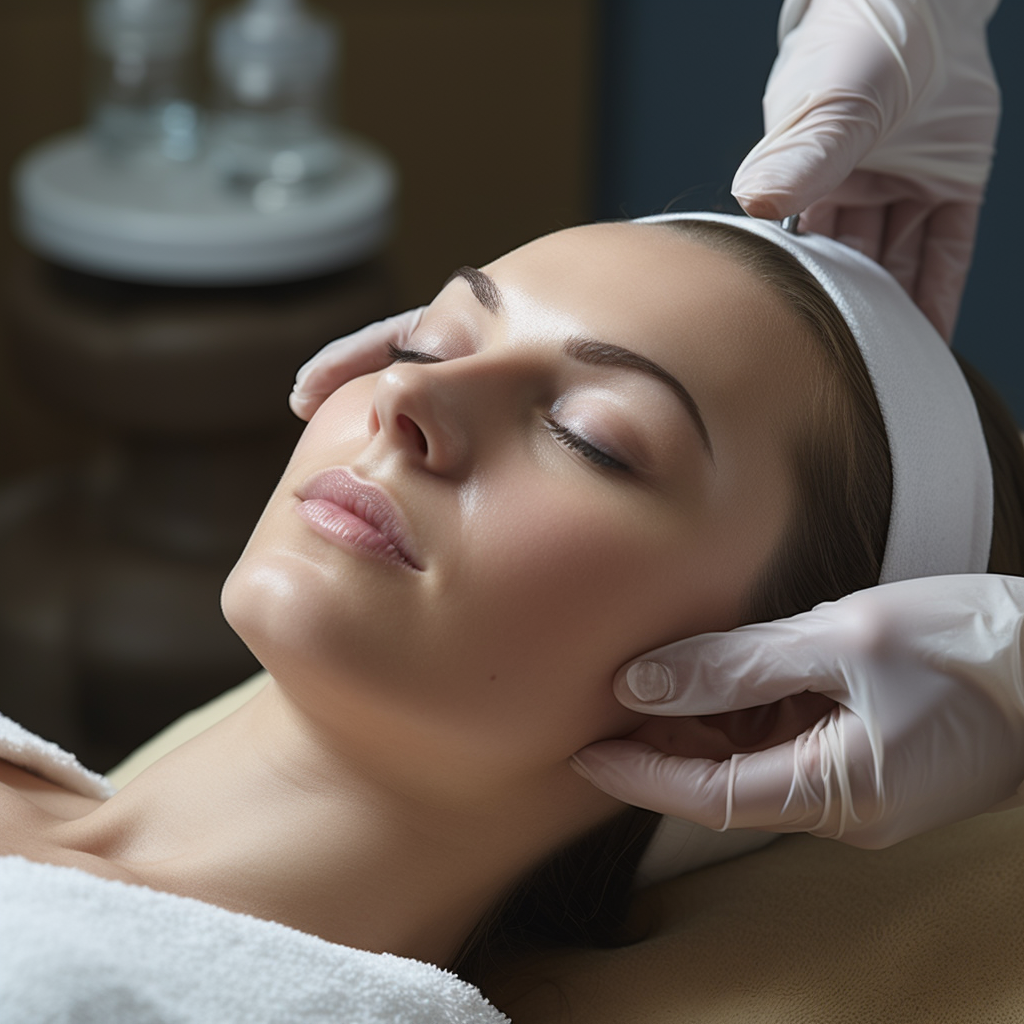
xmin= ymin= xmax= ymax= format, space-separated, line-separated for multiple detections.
xmin=458 ymin=220 xmax=1024 ymax=986
xmin=663 ymin=219 xmax=894 ymax=625
xmin=958 ymin=355 xmax=1024 ymax=576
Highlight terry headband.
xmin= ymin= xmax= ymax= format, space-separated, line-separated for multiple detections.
xmin=638 ymin=211 xmax=993 ymax=583
xmin=632 ymin=211 xmax=994 ymax=885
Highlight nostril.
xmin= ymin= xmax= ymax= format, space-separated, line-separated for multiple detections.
xmin=396 ymin=413 xmax=428 ymax=455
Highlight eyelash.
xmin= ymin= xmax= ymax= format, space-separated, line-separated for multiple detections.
xmin=386 ymin=343 xmax=629 ymax=473
xmin=543 ymin=417 xmax=628 ymax=472
xmin=387 ymin=342 xmax=441 ymax=364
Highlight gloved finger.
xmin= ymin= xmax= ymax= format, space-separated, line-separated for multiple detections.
xmin=626 ymin=691 xmax=839 ymax=761
xmin=799 ymin=198 xmax=840 ymax=240
xmin=799 ymin=169 xmax=934 ymax=246
xmin=832 ymin=204 xmax=886 ymax=264
xmin=732 ymin=96 xmax=885 ymax=221
xmin=878 ymin=198 xmax=929 ymax=298
xmin=610 ymin=615 xmax=843 ymax=716
xmin=571 ymin=736 xmax=823 ymax=831
xmin=913 ymin=202 xmax=980 ymax=342
xmin=576 ymin=705 xmax=868 ymax=836
xmin=289 ymin=307 xmax=426 ymax=421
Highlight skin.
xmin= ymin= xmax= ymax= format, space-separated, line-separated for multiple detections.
xmin=0 ymin=223 xmax=828 ymax=968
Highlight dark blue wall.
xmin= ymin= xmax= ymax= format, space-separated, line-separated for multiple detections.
xmin=596 ymin=0 xmax=1024 ymax=421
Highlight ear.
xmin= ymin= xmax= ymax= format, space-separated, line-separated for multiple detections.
xmin=623 ymin=692 xmax=837 ymax=761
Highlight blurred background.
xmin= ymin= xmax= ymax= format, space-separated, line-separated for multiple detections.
xmin=0 ymin=0 xmax=1021 ymax=771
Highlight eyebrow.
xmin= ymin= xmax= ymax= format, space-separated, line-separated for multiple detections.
xmin=446 ymin=266 xmax=502 ymax=314
xmin=446 ymin=265 xmax=714 ymax=460
xmin=564 ymin=338 xmax=713 ymax=459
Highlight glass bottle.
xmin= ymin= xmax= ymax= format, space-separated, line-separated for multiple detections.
xmin=210 ymin=0 xmax=346 ymax=210
xmin=87 ymin=0 xmax=201 ymax=165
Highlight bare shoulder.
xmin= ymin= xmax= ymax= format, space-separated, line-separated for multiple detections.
xmin=0 ymin=759 xmax=140 ymax=884
xmin=0 ymin=758 xmax=104 ymax=822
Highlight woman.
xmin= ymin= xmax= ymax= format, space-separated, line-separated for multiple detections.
xmin=1 ymin=215 xmax=1019 ymax=1021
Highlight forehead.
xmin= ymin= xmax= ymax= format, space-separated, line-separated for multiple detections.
xmin=485 ymin=222 xmax=799 ymax=357
xmin=483 ymin=222 xmax=824 ymax=451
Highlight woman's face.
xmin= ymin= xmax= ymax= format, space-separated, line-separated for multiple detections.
xmin=223 ymin=223 xmax=825 ymax=783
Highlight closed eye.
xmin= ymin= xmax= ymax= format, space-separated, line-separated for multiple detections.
xmin=386 ymin=343 xmax=628 ymax=472
xmin=544 ymin=416 xmax=629 ymax=472
xmin=386 ymin=342 xmax=442 ymax=365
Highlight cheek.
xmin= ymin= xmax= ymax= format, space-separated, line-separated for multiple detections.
xmin=291 ymin=376 xmax=378 ymax=462
xmin=432 ymin=477 xmax=752 ymax=756
xmin=459 ymin=479 xmax=749 ymax=658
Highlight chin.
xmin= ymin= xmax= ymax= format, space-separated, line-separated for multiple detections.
xmin=219 ymin=541 xmax=420 ymax=704
xmin=220 ymin=540 xmax=344 ymax=666
xmin=221 ymin=553 xmax=295 ymax=669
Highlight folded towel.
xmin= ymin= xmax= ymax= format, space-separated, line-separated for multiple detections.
xmin=0 ymin=714 xmax=508 ymax=1023
xmin=0 ymin=711 xmax=114 ymax=799
xmin=0 ymin=857 xmax=508 ymax=1024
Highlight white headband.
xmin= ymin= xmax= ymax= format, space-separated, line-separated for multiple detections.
xmin=638 ymin=211 xmax=993 ymax=582
xmin=632 ymin=211 xmax=993 ymax=885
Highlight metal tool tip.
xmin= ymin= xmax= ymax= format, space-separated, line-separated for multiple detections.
xmin=780 ymin=213 xmax=801 ymax=235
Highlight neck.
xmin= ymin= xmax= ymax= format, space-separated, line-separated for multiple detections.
xmin=56 ymin=681 xmax=609 ymax=967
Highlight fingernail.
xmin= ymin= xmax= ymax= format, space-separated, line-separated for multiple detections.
xmin=625 ymin=661 xmax=672 ymax=703
xmin=568 ymin=755 xmax=594 ymax=782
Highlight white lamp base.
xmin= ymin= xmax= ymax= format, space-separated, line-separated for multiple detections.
xmin=13 ymin=131 xmax=396 ymax=286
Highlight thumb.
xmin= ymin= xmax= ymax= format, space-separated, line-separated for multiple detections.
xmin=613 ymin=619 xmax=832 ymax=716
xmin=732 ymin=96 xmax=883 ymax=219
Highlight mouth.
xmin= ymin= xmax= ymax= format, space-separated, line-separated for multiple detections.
xmin=295 ymin=468 xmax=424 ymax=571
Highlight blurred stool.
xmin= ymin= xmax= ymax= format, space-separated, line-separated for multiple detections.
xmin=0 ymin=249 xmax=393 ymax=769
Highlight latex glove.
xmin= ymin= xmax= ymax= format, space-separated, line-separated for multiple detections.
xmin=289 ymin=307 xmax=426 ymax=421
xmin=572 ymin=575 xmax=1024 ymax=849
xmin=732 ymin=0 xmax=1001 ymax=340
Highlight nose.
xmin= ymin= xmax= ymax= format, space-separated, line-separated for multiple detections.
xmin=369 ymin=360 xmax=479 ymax=477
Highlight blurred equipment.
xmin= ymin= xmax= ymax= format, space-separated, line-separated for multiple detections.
xmin=211 ymin=0 xmax=347 ymax=202
xmin=88 ymin=0 xmax=202 ymax=165
xmin=13 ymin=0 xmax=395 ymax=286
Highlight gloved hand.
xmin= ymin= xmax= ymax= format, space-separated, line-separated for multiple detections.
xmin=732 ymin=0 xmax=1001 ymax=340
xmin=572 ymin=575 xmax=1024 ymax=849
xmin=289 ymin=307 xmax=425 ymax=421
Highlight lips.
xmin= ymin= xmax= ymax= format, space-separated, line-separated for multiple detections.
xmin=295 ymin=468 xmax=423 ymax=571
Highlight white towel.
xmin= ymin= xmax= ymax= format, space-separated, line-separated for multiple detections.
xmin=0 ymin=714 xmax=509 ymax=1023
xmin=0 ymin=711 xmax=115 ymax=799
xmin=0 ymin=857 xmax=509 ymax=1023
